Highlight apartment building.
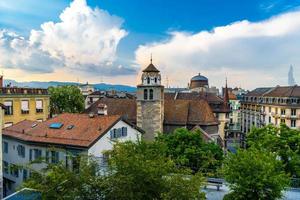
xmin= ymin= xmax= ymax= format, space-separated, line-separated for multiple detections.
xmin=0 ymin=87 xmax=50 ymax=127
xmin=2 ymin=113 xmax=143 ymax=196
xmin=241 ymin=86 xmax=300 ymax=133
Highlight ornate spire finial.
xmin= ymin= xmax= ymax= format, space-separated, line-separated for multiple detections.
xmin=150 ymin=53 xmax=152 ymax=64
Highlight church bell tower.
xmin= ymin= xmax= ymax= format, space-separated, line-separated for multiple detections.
xmin=136 ymin=58 xmax=164 ymax=140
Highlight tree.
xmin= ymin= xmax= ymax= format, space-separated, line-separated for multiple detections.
xmin=22 ymin=156 xmax=105 ymax=200
xmin=223 ymin=148 xmax=290 ymax=200
xmin=48 ymin=85 xmax=85 ymax=114
xmin=23 ymin=141 xmax=205 ymax=200
xmin=103 ymin=140 xmax=205 ymax=200
xmin=156 ymin=128 xmax=223 ymax=176
xmin=247 ymin=124 xmax=300 ymax=177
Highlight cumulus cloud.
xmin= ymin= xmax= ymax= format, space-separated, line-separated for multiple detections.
xmin=135 ymin=10 xmax=300 ymax=89
xmin=0 ymin=0 xmax=130 ymax=75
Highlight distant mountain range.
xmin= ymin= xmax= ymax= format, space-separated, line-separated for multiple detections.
xmin=4 ymin=79 xmax=137 ymax=92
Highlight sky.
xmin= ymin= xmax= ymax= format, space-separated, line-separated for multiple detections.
xmin=0 ymin=0 xmax=300 ymax=89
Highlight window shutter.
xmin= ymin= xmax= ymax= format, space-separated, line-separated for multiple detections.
xmin=46 ymin=151 xmax=49 ymax=163
xmin=110 ymin=130 xmax=113 ymax=139
xmin=29 ymin=149 xmax=32 ymax=161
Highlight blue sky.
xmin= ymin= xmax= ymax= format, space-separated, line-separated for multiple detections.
xmin=1 ymin=0 xmax=300 ymax=88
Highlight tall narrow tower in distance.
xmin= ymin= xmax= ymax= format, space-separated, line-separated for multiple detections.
xmin=136 ymin=59 xmax=164 ymax=140
xmin=288 ymin=65 xmax=296 ymax=86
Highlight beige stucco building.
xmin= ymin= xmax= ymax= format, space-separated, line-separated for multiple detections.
xmin=241 ymin=86 xmax=300 ymax=133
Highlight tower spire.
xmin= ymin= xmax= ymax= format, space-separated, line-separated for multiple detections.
xmin=224 ymin=77 xmax=229 ymax=106
xmin=150 ymin=53 xmax=152 ymax=64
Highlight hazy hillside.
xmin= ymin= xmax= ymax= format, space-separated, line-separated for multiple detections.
xmin=4 ymin=79 xmax=136 ymax=92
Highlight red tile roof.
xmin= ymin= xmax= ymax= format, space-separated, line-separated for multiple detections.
xmin=85 ymin=98 xmax=218 ymax=126
xmin=3 ymin=113 xmax=123 ymax=148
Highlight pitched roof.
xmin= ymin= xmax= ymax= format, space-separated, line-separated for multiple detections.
xmin=244 ymin=87 xmax=272 ymax=97
xmin=85 ymin=98 xmax=218 ymax=126
xmin=245 ymin=85 xmax=300 ymax=98
xmin=85 ymin=98 xmax=137 ymax=123
xmin=164 ymin=92 xmax=230 ymax=113
xmin=3 ymin=113 xmax=125 ymax=148
xmin=263 ymin=85 xmax=300 ymax=97
xmin=142 ymin=63 xmax=160 ymax=72
xmin=164 ymin=99 xmax=218 ymax=125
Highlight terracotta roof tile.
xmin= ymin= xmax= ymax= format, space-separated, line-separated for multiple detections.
xmin=85 ymin=98 xmax=218 ymax=126
xmin=3 ymin=113 xmax=122 ymax=148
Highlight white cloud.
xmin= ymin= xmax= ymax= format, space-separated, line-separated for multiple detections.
xmin=135 ymin=10 xmax=300 ymax=89
xmin=0 ymin=0 xmax=129 ymax=75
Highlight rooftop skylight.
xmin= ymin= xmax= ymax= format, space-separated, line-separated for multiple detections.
xmin=49 ymin=123 xmax=64 ymax=129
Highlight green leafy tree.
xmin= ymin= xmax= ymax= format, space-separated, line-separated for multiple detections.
xmin=223 ymin=148 xmax=290 ymax=200
xmin=22 ymin=156 xmax=105 ymax=200
xmin=247 ymin=124 xmax=300 ymax=177
xmin=156 ymin=128 xmax=223 ymax=176
xmin=103 ymin=140 xmax=205 ymax=200
xmin=48 ymin=85 xmax=85 ymax=114
xmin=23 ymin=141 xmax=205 ymax=200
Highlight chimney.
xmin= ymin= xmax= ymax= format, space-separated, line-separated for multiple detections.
xmin=97 ymin=103 xmax=108 ymax=115
xmin=0 ymin=75 xmax=3 ymax=88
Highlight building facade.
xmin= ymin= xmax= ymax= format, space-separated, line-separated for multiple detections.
xmin=241 ymin=86 xmax=300 ymax=134
xmin=0 ymin=87 xmax=50 ymax=127
xmin=2 ymin=113 xmax=143 ymax=196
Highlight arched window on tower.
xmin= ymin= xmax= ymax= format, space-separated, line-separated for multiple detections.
xmin=149 ymin=89 xmax=153 ymax=100
xmin=147 ymin=77 xmax=150 ymax=84
xmin=154 ymin=77 xmax=157 ymax=83
xmin=144 ymin=89 xmax=148 ymax=100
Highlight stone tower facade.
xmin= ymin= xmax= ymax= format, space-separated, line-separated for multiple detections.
xmin=136 ymin=61 xmax=164 ymax=140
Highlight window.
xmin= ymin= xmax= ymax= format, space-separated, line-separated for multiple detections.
xmin=3 ymin=161 xmax=9 ymax=174
xmin=10 ymin=164 xmax=19 ymax=178
xmin=4 ymin=101 xmax=13 ymax=115
xmin=147 ymin=77 xmax=150 ymax=84
xmin=281 ymin=119 xmax=285 ymax=124
xmin=110 ymin=127 xmax=128 ymax=139
xmin=291 ymin=120 xmax=296 ymax=128
xmin=121 ymin=127 xmax=128 ymax=137
xmin=36 ymin=100 xmax=43 ymax=113
xmin=149 ymin=89 xmax=153 ymax=100
xmin=23 ymin=169 xmax=28 ymax=180
xmin=291 ymin=109 xmax=296 ymax=116
xmin=144 ymin=89 xmax=148 ymax=100
xmin=46 ymin=151 xmax=59 ymax=164
xmin=154 ymin=77 xmax=157 ymax=83
xmin=3 ymin=141 xmax=8 ymax=153
xmin=21 ymin=100 xmax=29 ymax=114
xmin=17 ymin=145 xmax=25 ymax=158
xmin=269 ymin=116 xmax=271 ymax=123
xmin=51 ymin=151 xmax=59 ymax=164
xmin=281 ymin=109 xmax=285 ymax=115
xmin=30 ymin=149 xmax=42 ymax=161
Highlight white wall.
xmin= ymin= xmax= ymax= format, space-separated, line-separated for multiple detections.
xmin=88 ymin=120 xmax=141 ymax=157
xmin=2 ymin=138 xmax=71 ymax=196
